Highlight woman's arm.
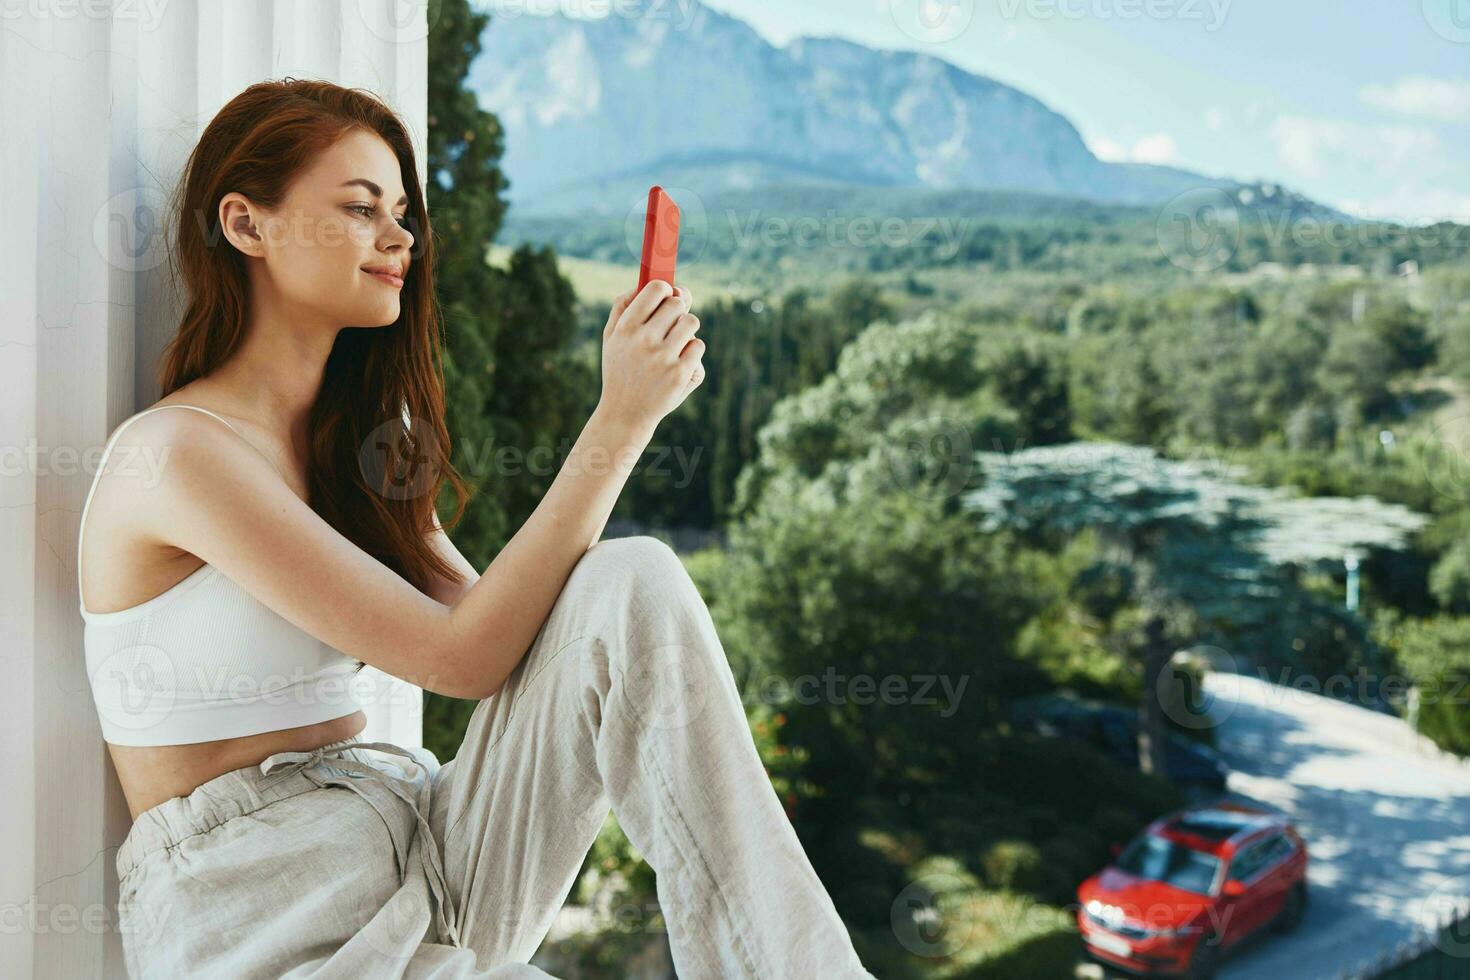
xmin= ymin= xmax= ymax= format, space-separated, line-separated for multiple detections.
xmin=422 ymin=509 xmax=479 ymax=606
xmin=447 ymin=279 xmax=697 ymax=694
xmin=146 ymin=280 xmax=696 ymax=701
xmin=140 ymin=404 xmax=652 ymax=701
xmin=442 ymin=404 xmax=654 ymax=695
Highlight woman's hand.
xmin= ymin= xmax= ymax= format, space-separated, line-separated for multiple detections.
xmin=597 ymin=280 xmax=704 ymax=434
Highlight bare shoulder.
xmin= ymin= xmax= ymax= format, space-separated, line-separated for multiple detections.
xmin=111 ymin=406 xmax=276 ymax=544
xmin=116 ymin=406 xmax=474 ymax=695
xmin=100 ymin=402 xmax=252 ymax=486
xmin=87 ymin=402 xmax=481 ymax=697
xmin=81 ymin=406 xmax=264 ymax=607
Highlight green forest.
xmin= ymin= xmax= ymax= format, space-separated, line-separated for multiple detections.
xmin=423 ymin=3 xmax=1470 ymax=976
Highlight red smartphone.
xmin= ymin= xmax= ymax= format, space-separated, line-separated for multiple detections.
xmin=637 ymin=185 xmax=680 ymax=292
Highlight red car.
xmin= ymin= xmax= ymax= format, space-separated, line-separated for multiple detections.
xmin=1076 ymin=802 xmax=1309 ymax=979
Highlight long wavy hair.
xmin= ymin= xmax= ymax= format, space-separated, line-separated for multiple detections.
xmin=158 ymin=78 xmax=471 ymax=671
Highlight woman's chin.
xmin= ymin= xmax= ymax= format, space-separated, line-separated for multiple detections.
xmin=354 ymin=303 xmax=402 ymax=328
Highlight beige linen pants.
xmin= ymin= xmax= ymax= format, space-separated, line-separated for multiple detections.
xmin=114 ymin=536 xmax=875 ymax=979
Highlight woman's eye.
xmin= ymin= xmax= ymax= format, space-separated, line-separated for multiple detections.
xmin=349 ymin=205 xmax=411 ymax=230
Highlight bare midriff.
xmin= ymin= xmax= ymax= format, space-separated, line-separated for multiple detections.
xmin=89 ymin=396 xmax=375 ymax=825
xmin=110 ymin=709 xmax=368 ymax=824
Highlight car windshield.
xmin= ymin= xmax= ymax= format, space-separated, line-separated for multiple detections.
xmin=1115 ymin=834 xmax=1221 ymax=894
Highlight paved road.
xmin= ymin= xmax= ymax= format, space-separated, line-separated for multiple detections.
xmin=1198 ymin=671 xmax=1470 ymax=978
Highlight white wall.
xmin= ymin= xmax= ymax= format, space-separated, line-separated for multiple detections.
xmin=2 ymin=3 xmax=428 ymax=976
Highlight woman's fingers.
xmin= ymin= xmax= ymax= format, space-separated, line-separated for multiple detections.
xmin=604 ymin=286 xmax=639 ymax=339
xmin=604 ymin=281 xmax=694 ymax=346
xmin=665 ymin=312 xmax=700 ymax=356
xmin=646 ymin=290 xmax=691 ymax=343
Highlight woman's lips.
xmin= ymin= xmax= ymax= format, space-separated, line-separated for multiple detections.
xmin=363 ymin=269 xmax=404 ymax=288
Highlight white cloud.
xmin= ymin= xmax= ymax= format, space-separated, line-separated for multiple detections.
xmin=1088 ymin=136 xmax=1128 ymax=160
xmin=1131 ymin=133 xmax=1179 ymax=165
xmin=1204 ymin=107 xmax=1226 ymax=131
xmin=1087 ymin=132 xmax=1179 ymax=165
xmin=1266 ymin=112 xmax=1467 ymax=222
xmin=1338 ymin=186 xmax=1470 ymax=225
xmin=1242 ymin=97 xmax=1279 ymax=128
xmin=1361 ymin=76 xmax=1470 ymax=124
xmin=1269 ymin=115 xmax=1440 ymax=180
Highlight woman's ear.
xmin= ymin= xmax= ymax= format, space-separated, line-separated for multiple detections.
xmin=219 ymin=193 xmax=266 ymax=258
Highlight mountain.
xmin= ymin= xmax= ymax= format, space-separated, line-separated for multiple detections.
xmin=470 ymin=1 xmax=1323 ymax=219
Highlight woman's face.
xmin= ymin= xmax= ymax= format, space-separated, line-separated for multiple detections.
xmin=220 ymin=129 xmax=415 ymax=331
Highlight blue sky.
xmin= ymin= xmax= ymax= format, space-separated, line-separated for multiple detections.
xmin=694 ymin=0 xmax=1470 ymax=222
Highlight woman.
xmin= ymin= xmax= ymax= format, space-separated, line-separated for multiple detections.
xmin=77 ymin=79 xmax=874 ymax=979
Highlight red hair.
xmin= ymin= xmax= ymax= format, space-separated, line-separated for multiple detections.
xmin=159 ymin=78 xmax=471 ymax=668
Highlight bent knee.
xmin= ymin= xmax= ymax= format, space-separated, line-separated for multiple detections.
xmin=586 ymin=534 xmax=678 ymax=561
xmin=578 ymin=535 xmax=685 ymax=582
xmin=565 ymin=536 xmax=707 ymax=619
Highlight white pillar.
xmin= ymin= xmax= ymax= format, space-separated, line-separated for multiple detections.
xmin=2 ymin=3 xmax=428 ymax=975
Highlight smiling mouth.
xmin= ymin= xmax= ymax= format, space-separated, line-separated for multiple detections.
xmin=363 ymin=269 xmax=404 ymax=288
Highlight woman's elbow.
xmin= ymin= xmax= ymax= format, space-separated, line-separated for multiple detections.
xmin=432 ymin=638 xmax=507 ymax=701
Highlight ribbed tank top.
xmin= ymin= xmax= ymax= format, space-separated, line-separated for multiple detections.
xmin=78 ymin=404 xmax=365 ymax=746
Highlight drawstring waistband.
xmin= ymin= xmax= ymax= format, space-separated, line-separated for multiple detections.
xmin=256 ymin=740 xmax=462 ymax=949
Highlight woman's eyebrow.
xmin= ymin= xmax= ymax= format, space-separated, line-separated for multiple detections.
xmin=340 ymin=178 xmax=408 ymax=206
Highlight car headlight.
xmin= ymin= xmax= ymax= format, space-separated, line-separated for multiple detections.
xmin=1084 ymin=899 xmax=1120 ymax=925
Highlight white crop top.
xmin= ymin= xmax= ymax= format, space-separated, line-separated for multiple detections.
xmin=78 ymin=404 xmax=366 ymax=746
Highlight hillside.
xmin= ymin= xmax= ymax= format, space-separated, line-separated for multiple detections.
xmin=472 ymin=1 xmax=1326 ymax=216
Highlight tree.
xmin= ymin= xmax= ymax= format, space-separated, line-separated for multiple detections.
xmin=977 ymin=328 xmax=1073 ymax=446
xmin=964 ymin=442 xmax=1428 ymax=776
xmin=612 ymin=280 xmax=889 ymax=532
xmin=1373 ymin=612 xmax=1470 ymax=756
xmin=730 ymin=311 xmax=1022 ymax=521
xmin=424 ymin=0 xmax=592 ymax=761
xmin=706 ymin=446 xmax=1053 ymax=948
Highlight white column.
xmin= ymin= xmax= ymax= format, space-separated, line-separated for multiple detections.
xmin=2 ymin=3 xmax=428 ymax=976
